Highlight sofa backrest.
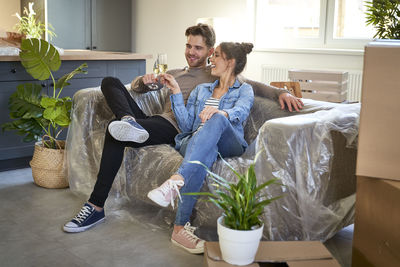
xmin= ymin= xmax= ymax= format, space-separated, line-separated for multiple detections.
xmin=244 ymin=96 xmax=294 ymax=143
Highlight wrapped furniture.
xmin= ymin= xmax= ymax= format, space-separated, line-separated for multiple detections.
xmin=66 ymin=84 xmax=360 ymax=241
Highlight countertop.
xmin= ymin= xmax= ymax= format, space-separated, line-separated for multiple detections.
xmin=0 ymin=50 xmax=152 ymax=61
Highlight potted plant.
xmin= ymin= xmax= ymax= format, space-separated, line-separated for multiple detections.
xmin=13 ymin=2 xmax=56 ymax=40
xmin=365 ymin=0 xmax=400 ymax=39
xmin=187 ymin=152 xmax=282 ymax=266
xmin=1 ymin=38 xmax=87 ymax=188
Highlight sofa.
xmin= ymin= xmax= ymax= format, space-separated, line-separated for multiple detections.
xmin=66 ymin=84 xmax=360 ymax=241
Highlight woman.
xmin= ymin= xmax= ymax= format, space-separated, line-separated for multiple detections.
xmin=147 ymin=42 xmax=254 ymax=254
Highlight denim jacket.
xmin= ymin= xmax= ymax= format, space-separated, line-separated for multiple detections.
xmin=170 ymin=79 xmax=254 ymax=150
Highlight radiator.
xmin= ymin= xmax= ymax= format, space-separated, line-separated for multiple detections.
xmin=261 ymin=65 xmax=363 ymax=102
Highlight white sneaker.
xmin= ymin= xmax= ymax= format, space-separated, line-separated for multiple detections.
xmin=108 ymin=116 xmax=149 ymax=143
xmin=171 ymin=222 xmax=205 ymax=254
xmin=147 ymin=179 xmax=184 ymax=209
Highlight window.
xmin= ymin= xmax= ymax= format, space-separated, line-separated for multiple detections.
xmin=253 ymin=0 xmax=376 ymax=49
xmin=332 ymin=0 xmax=375 ymax=39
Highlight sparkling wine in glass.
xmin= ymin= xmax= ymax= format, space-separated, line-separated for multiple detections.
xmin=148 ymin=57 xmax=160 ymax=90
xmin=157 ymin=53 xmax=168 ymax=74
xmin=148 ymin=53 xmax=167 ymax=90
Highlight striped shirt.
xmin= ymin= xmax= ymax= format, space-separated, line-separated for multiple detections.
xmin=196 ymin=97 xmax=220 ymax=132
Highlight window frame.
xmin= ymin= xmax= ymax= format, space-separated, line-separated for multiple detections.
xmin=252 ymin=0 xmax=373 ymax=50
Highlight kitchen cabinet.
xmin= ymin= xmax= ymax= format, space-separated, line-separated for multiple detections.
xmin=0 ymin=50 xmax=150 ymax=171
xmin=47 ymin=0 xmax=132 ymax=52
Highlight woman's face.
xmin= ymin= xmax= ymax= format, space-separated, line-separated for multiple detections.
xmin=210 ymin=46 xmax=233 ymax=77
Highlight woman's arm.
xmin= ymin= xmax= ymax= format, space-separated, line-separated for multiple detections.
xmin=170 ymin=91 xmax=198 ymax=132
xmin=162 ymin=73 xmax=198 ymax=132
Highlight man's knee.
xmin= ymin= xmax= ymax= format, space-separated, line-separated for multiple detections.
xmin=101 ymin=76 xmax=119 ymax=93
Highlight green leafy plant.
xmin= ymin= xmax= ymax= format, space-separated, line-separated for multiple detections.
xmin=365 ymin=0 xmax=400 ymax=39
xmin=14 ymin=2 xmax=56 ymax=40
xmin=186 ymin=151 xmax=282 ymax=230
xmin=1 ymin=38 xmax=87 ymax=149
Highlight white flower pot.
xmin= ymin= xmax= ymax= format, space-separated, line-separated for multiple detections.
xmin=217 ymin=216 xmax=263 ymax=266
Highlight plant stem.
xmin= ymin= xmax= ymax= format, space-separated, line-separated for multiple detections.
xmin=50 ymin=72 xmax=56 ymax=98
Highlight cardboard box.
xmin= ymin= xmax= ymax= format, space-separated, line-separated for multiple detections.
xmin=204 ymin=241 xmax=340 ymax=267
xmin=356 ymin=40 xmax=400 ymax=181
xmin=352 ymin=176 xmax=400 ymax=267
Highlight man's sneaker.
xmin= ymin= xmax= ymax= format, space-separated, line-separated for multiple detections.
xmin=171 ymin=222 xmax=205 ymax=254
xmin=147 ymin=179 xmax=184 ymax=209
xmin=63 ymin=203 xmax=105 ymax=233
xmin=108 ymin=116 xmax=149 ymax=143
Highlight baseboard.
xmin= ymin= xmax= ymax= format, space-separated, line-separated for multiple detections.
xmin=0 ymin=157 xmax=31 ymax=172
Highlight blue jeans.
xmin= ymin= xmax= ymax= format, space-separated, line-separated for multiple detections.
xmin=175 ymin=113 xmax=245 ymax=226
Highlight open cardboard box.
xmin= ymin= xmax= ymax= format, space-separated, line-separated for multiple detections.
xmin=204 ymin=241 xmax=340 ymax=267
xmin=352 ymin=177 xmax=400 ymax=267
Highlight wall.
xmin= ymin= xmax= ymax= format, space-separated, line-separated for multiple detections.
xmin=0 ymin=0 xmax=21 ymax=35
xmin=133 ymin=0 xmax=364 ymax=82
xmin=134 ymin=0 xmax=249 ymax=73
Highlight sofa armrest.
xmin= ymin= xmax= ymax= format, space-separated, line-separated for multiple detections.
xmin=254 ymin=102 xmax=360 ymax=240
xmin=244 ymin=96 xmax=352 ymax=144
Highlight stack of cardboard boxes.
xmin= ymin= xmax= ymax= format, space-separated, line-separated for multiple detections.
xmin=353 ymin=40 xmax=400 ymax=267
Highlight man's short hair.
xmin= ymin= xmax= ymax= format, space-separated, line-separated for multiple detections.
xmin=185 ymin=23 xmax=216 ymax=48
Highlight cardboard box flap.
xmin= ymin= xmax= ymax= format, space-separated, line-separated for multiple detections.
xmin=206 ymin=241 xmax=333 ymax=262
xmin=287 ymin=259 xmax=341 ymax=267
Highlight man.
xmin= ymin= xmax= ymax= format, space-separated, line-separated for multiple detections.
xmin=64 ymin=24 xmax=303 ymax=234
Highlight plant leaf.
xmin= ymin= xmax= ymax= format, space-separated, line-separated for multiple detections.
xmin=8 ymin=83 xmax=43 ymax=119
xmin=19 ymin=38 xmax=61 ymax=80
xmin=55 ymin=63 xmax=88 ymax=89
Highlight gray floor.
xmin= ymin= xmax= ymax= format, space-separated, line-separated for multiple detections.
xmin=0 ymin=168 xmax=353 ymax=267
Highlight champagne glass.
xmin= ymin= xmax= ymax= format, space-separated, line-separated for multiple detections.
xmin=148 ymin=53 xmax=167 ymax=90
xmin=157 ymin=53 xmax=168 ymax=74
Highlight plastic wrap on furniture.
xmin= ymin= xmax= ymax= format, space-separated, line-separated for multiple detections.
xmin=66 ymin=84 xmax=360 ymax=241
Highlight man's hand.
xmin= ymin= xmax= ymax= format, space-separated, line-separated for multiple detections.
xmin=199 ymin=106 xmax=227 ymax=123
xmin=279 ymin=93 xmax=304 ymax=112
xmin=159 ymin=73 xmax=181 ymax=94
xmin=142 ymin=73 xmax=158 ymax=85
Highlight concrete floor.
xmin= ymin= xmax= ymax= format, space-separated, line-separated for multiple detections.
xmin=0 ymin=168 xmax=353 ymax=267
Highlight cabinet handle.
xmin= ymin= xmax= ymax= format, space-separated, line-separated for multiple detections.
xmin=92 ymin=46 xmax=97 ymax=50
xmin=41 ymin=83 xmax=46 ymax=88
xmin=10 ymin=68 xmax=17 ymax=73
xmin=86 ymin=46 xmax=90 ymax=50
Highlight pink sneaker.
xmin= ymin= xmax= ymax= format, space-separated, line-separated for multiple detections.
xmin=171 ymin=222 xmax=205 ymax=254
xmin=147 ymin=179 xmax=184 ymax=209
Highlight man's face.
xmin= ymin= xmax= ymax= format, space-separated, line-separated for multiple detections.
xmin=185 ymin=34 xmax=213 ymax=68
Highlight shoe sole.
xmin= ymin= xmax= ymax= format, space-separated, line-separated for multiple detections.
xmin=63 ymin=217 xmax=105 ymax=233
xmin=147 ymin=191 xmax=170 ymax=207
xmin=171 ymin=238 xmax=204 ymax=254
xmin=108 ymin=121 xmax=149 ymax=143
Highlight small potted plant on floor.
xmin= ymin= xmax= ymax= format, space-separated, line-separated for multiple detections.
xmin=1 ymin=38 xmax=87 ymax=188
xmin=187 ymin=152 xmax=282 ymax=266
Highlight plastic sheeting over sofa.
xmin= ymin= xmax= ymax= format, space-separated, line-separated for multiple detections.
xmin=66 ymin=85 xmax=360 ymax=241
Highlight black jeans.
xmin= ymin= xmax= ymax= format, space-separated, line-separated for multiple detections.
xmin=88 ymin=77 xmax=178 ymax=207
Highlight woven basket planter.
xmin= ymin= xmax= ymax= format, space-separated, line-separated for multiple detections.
xmin=30 ymin=140 xmax=68 ymax=189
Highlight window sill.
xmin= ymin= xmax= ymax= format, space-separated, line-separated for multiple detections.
xmin=254 ymin=47 xmax=364 ymax=56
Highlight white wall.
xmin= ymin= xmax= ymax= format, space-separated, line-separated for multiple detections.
xmin=0 ymin=0 xmax=21 ymax=36
xmin=133 ymin=0 xmax=364 ymax=81
xmin=134 ymin=0 xmax=248 ymax=72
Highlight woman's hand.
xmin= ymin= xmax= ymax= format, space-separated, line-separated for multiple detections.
xmin=159 ymin=73 xmax=181 ymax=94
xmin=199 ymin=106 xmax=228 ymax=123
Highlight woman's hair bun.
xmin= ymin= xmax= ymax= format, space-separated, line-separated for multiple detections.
xmin=241 ymin=42 xmax=254 ymax=54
